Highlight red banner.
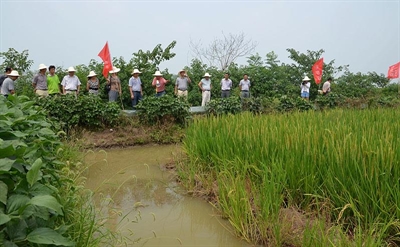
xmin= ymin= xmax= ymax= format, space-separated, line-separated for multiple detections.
xmin=387 ymin=62 xmax=400 ymax=79
xmin=312 ymin=58 xmax=324 ymax=84
xmin=98 ymin=42 xmax=113 ymax=78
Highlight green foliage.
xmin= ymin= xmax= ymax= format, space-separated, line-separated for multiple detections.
xmin=241 ymin=97 xmax=263 ymax=114
xmin=0 ymin=48 xmax=33 ymax=73
xmin=181 ymin=109 xmax=400 ymax=245
xmin=0 ymin=95 xmax=72 ymax=246
xmin=206 ymin=97 xmax=242 ymax=115
xmin=136 ymin=95 xmax=190 ymax=125
xmin=36 ymin=94 xmax=120 ymax=131
xmin=314 ymin=93 xmax=345 ymax=109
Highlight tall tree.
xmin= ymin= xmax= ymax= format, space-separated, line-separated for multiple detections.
xmin=0 ymin=48 xmax=33 ymax=73
xmin=190 ymin=32 xmax=257 ymax=70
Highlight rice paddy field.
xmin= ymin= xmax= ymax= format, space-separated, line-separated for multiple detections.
xmin=179 ymin=108 xmax=400 ymax=246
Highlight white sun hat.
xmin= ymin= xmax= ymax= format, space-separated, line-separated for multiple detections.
xmin=132 ymin=68 xmax=142 ymax=74
xmin=68 ymin=66 xmax=76 ymax=72
xmin=109 ymin=67 xmax=121 ymax=73
xmin=203 ymin=72 xmax=211 ymax=77
xmin=9 ymin=71 xmax=20 ymax=77
xmin=87 ymin=71 xmax=97 ymax=78
xmin=179 ymin=69 xmax=186 ymax=73
xmin=303 ymin=76 xmax=311 ymax=81
xmin=153 ymin=71 xmax=163 ymax=76
xmin=38 ymin=64 xmax=47 ymax=70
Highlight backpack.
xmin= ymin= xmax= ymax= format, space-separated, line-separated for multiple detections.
xmin=0 ymin=74 xmax=7 ymax=88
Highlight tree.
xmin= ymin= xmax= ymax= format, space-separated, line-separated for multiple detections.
xmin=190 ymin=32 xmax=257 ymax=70
xmin=0 ymin=48 xmax=33 ymax=73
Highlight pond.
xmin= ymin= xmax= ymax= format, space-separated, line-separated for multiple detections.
xmin=84 ymin=145 xmax=252 ymax=246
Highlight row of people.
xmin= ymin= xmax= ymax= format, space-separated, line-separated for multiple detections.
xmin=1 ymin=64 xmax=330 ymax=105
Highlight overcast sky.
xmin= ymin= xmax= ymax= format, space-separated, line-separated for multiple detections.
xmin=0 ymin=0 xmax=399 ymax=76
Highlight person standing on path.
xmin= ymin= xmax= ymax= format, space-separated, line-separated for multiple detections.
xmin=239 ymin=74 xmax=251 ymax=99
xmin=129 ymin=68 xmax=143 ymax=108
xmin=152 ymin=70 xmax=169 ymax=97
xmin=86 ymin=71 xmax=100 ymax=95
xmin=32 ymin=64 xmax=49 ymax=97
xmin=61 ymin=67 xmax=81 ymax=96
xmin=1 ymin=70 xmax=20 ymax=97
xmin=175 ymin=69 xmax=191 ymax=98
xmin=107 ymin=67 xmax=122 ymax=102
xmin=47 ymin=65 xmax=60 ymax=95
xmin=322 ymin=77 xmax=332 ymax=96
xmin=300 ymin=76 xmax=311 ymax=100
xmin=198 ymin=72 xmax=212 ymax=106
xmin=220 ymin=73 xmax=232 ymax=98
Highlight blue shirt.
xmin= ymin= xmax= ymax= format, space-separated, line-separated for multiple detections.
xmin=129 ymin=77 xmax=142 ymax=91
xmin=200 ymin=78 xmax=211 ymax=90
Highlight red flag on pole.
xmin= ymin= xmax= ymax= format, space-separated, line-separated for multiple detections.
xmin=312 ymin=58 xmax=324 ymax=84
xmin=98 ymin=42 xmax=113 ymax=78
xmin=387 ymin=62 xmax=400 ymax=79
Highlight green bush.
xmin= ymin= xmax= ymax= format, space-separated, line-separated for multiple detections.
xmin=136 ymin=95 xmax=191 ymax=125
xmin=314 ymin=93 xmax=345 ymax=109
xmin=0 ymin=95 xmax=74 ymax=246
xmin=36 ymin=94 xmax=120 ymax=131
xmin=241 ymin=97 xmax=263 ymax=114
xmin=206 ymin=97 xmax=242 ymax=115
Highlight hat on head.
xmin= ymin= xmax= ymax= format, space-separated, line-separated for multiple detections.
xmin=203 ymin=72 xmax=211 ymax=78
xmin=303 ymin=76 xmax=311 ymax=81
xmin=153 ymin=71 xmax=163 ymax=77
xmin=38 ymin=64 xmax=47 ymax=70
xmin=132 ymin=68 xmax=142 ymax=75
xmin=9 ymin=70 xmax=20 ymax=77
xmin=179 ymin=69 xmax=186 ymax=73
xmin=87 ymin=71 xmax=97 ymax=78
xmin=68 ymin=67 xmax=76 ymax=72
xmin=109 ymin=67 xmax=120 ymax=74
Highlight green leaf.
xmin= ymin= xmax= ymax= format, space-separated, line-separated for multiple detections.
xmin=3 ymin=240 xmax=18 ymax=247
xmin=27 ymin=227 xmax=74 ymax=246
xmin=6 ymin=194 xmax=30 ymax=214
xmin=39 ymin=128 xmax=55 ymax=136
xmin=26 ymin=158 xmax=43 ymax=186
xmin=0 ymin=158 xmax=15 ymax=171
xmin=29 ymin=195 xmax=63 ymax=215
xmin=0 ymin=181 xmax=7 ymax=204
xmin=0 ymin=213 xmax=11 ymax=225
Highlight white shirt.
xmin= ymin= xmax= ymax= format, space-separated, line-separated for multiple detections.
xmin=61 ymin=75 xmax=81 ymax=90
xmin=300 ymin=82 xmax=310 ymax=93
xmin=322 ymin=81 xmax=331 ymax=93
xmin=220 ymin=78 xmax=232 ymax=90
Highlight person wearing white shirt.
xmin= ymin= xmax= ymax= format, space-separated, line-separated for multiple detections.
xmin=61 ymin=67 xmax=81 ymax=97
xmin=300 ymin=76 xmax=311 ymax=100
xmin=239 ymin=74 xmax=251 ymax=99
xmin=220 ymin=73 xmax=232 ymax=98
xmin=322 ymin=77 xmax=332 ymax=96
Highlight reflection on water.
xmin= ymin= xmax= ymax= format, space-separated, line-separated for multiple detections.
xmin=84 ymin=145 xmax=251 ymax=247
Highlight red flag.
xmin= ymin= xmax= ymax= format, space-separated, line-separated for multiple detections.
xmin=312 ymin=58 xmax=324 ymax=84
xmin=387 ymin=62 xmax=400 ymax=79
xmin=98 ymin=42 xmax=113 ymax=78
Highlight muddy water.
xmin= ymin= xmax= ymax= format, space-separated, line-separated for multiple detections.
xmin=84 ymin=145 xmax=251 ymax=247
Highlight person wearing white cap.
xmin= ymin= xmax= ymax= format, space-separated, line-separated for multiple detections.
xmin=47 ymin=65 xmax=60 ymax=95
xmin=107 ymin=66 xmax=122 ymax=102
xmin=1 ymin=70 xmax=20 ymax=97
xmin=129 ymin=69 xmax=143 ymax=108
xmin=86 ymin=71 xmax=100 ymax=95
xmin=175 ymin=69 xmax=191 ymax=98
xmin=300 ymin=76 xmax=311 ymax=100
xmin=32 ymin=64 xmax=49 ymax=97
xmin=152 ymin=70 xmax=170 ymax=97
xmin=61 ymin=66 xmax=81 ymax=96
xmin=198 ymin=73 xmax=212 ymax=106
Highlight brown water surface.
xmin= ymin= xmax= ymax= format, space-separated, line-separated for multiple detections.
xmin=84 ymin=145 xmax=252 ymax=247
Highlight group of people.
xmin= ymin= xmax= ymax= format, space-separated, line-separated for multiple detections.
xmin=0 ymin=64 xmax=332 ymax=106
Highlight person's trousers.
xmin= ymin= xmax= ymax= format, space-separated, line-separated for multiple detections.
xmin=201 ymin=91 xmax=211 ymax=106
xmin=36 ymin=89 xmax=49 ymax=97
xmin=221 ymin=90 xmax=230 ymax=98
xmin=132 ymin=91 xmax=142 ymax=108
xmin=109 ymin=90 xmax=119 ymax=102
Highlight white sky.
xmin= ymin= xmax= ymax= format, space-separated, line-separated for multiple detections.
xmin=0 ymin=0 xmax=399 ymax=75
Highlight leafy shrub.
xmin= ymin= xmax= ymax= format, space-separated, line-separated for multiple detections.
xmin=314 ymin=93 xmax=345 ymax=109
xmin=206 ymin=97 xmax=242 ymax=115
xmin=294 ymin=97 xmax=314 ymax=112
xmin=0 ymin=95 xmax=74 ymax=246
xmin=36 ymin=94 xmax=120 ymax=131
xmin=136 ymin=95 xmax=191 ymax=125
xmin=277 ymin=95 xmax=296 ymax=112
xmin=241 ymin=97 xmax=263 ymax=114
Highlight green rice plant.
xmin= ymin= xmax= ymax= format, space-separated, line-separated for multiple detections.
xmin=181 ymin=108 xmax=400 ymax=245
